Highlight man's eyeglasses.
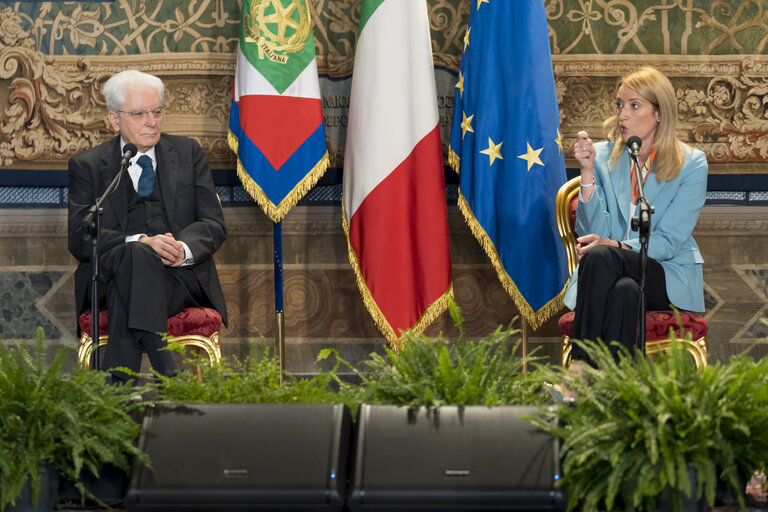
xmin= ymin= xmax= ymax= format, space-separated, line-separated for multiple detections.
xmin=118 ymin=108 xmax=164 ymax=120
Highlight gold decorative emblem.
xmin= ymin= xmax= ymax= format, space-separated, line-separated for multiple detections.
xmin=244 ymin=0 xmax=312 ymax=64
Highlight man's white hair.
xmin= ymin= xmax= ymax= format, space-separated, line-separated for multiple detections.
xmin=103 ymin=70 xmax=165 ymax=113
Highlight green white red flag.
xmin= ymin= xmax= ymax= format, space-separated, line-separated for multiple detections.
xmin=343 ymin=0 xmax=453 ymax=349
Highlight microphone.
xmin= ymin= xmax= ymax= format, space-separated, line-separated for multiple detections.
xmin=120 ymin=143 xmax=138 ymax=168
xmin=82 ymin=142 xmax=138 ymax=236
xmin=627 ymin=136 xmax=642 ymax=157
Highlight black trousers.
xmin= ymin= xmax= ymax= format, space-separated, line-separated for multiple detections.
xmin=95 ymin=242 xmax=206 ymax=380
xmin=571 ymin=245 xmax=670 ymax=363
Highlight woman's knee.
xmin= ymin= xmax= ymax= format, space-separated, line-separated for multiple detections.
xmin=580 ymin=244 xmax=617 ymax=272
xmin=608 ymin=276 xmax=640 ymax=303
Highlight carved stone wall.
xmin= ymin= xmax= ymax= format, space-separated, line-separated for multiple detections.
xmin=3 ymin=205 xmax=768 ymax=370
xmin=0 ymin=0 xmax=766 ymax=174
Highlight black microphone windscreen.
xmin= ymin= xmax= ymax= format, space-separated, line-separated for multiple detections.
xmin=123 ymin=143 xmax=138 ymax=156
xmin=627 ymin=136 xmax=642 ymax=149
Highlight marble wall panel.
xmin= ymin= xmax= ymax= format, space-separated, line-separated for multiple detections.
xmin=2 ymin=204 xmax=768 ymax=370
xmin=217 ymin=266 xmax=525 ymax=343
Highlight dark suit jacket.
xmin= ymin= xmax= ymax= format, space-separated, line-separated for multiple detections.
xmin=68 ymin=134 xmax=228 ymax=329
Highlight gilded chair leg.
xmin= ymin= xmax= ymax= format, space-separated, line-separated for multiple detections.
xmin=560 ymin=336 xmax=573 ymax=368
xmin=77 ymin=333 xmax=93 ymax=368
xmin=193 ymin=347 xmax=205 ymax=381
xmin=646 ymin=337 xmax=708 ymax=369
xmin=78 ymin=334 xmax=109 ymax=369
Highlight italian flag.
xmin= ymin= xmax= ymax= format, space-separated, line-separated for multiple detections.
xmin=228 ymin=0 xmax=328 ymax=222
xmin=343 ymin=0 xmax=453 ymax=349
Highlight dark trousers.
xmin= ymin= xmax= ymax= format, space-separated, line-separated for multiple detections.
xmin=96 ymin=242 xmax=206 ymax=380
xmin=571 ymin=245 xmax=670 ymax=363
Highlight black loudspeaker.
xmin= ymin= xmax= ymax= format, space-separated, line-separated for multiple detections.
xmin=125 ymin=403 xmax=352 ymax=511
xmin=348 ymin=405 xmax=565 ymax=511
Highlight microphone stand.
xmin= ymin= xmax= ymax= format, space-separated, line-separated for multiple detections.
xmin=81 ymin=161 xmax=129 ymax=371
xmin=629 ymin=151 xmax=654 ymax=355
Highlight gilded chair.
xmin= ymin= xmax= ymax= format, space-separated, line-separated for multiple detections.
xmin=77 ymin=307 xmax=223 ymax=378
xmin=555 ymin=176 xmax=708 ymax=368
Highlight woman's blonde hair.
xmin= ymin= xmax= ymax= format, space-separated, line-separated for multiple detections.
xmin=602 ymin=67 xmax=687 ymax=182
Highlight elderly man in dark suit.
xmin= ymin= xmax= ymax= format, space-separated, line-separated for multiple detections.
xmin=68 ymin=70 xmax=227 ymax=383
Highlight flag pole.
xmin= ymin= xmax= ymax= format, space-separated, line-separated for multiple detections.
xmin=521 ymin=317 xmax=529 ymax=374
xmin=273 ymin=221 xmax=286 ymax=382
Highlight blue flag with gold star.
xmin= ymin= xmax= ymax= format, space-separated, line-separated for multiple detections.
xmin=448 ymin=0 xmax=568 ymax=329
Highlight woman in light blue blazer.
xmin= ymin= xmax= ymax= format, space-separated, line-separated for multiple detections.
xmin=563 ymin=66 xmax=708 ymax=363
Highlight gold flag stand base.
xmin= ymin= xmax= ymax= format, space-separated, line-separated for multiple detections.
xmin=275 ymin=312 xmax=285 ymax=384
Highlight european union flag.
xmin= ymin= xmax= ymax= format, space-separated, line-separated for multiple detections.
xmin=448 ymin=0 xmax=568 ymax=330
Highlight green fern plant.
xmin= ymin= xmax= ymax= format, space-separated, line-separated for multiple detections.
xmin=0 ymin=327 xmax=146 ymax=511
xmin=324 ymin=299 xmax=548 ymax=407
xmin=155 ymin=341 xmax=357 ymax=409
xmin=530 ymin=337 xmax=768 ymax=512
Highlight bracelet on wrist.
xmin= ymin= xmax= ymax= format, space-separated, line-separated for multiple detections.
xmin=580 ymin=176 xmax=596 ymax=188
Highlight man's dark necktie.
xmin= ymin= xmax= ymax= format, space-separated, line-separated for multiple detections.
xmin=136 ymin=155 xmax=156 ymax=197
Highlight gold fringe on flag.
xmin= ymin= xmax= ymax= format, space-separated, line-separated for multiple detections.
xmin=341 ymin=202 xmax=454 ymax=352
xmin=228 ymin=131 xmax=329 ymax=223
xmin=447 ymin=146 xmax=461 ymax=174
xmin=457 ymin=190 xmax=566 ymax=330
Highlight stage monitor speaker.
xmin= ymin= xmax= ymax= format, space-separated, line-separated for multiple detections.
xmin=125 ymin=403 xmax=352 ymax=511
xmin=348 ymin=404 xmax=565 ymax=511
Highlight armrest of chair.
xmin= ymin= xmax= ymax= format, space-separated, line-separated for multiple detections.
xmin=555 ymin=176 xmax=581 ymax=277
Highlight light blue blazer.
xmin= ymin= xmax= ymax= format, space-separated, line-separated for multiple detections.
xmin=563 ymin=140 xmax=708 ymax=312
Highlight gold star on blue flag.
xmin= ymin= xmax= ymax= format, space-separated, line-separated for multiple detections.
xmin=518 ymin=142 xmax=543 ymax=171
xmin=448 ymin=0 xmax=568 ymax=329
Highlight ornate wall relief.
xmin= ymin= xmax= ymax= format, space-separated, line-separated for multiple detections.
xmin=0 ymin=1 xmax=766 ymax=175
xmin=554 ymin=56 xmax=768 ymax=173
xmin=0 ymin=8 xmax=111 ymax=167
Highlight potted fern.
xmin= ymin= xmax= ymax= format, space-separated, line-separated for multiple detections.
xmin=0 ymin=328 xmax=146 ymax=512
xmin=332 ymin=299 xmax=547 ymax=407
xmin=530 ymin=337 xmax=768 ymax=512
xmin=154 ymin=341 xmax=355 ymax=407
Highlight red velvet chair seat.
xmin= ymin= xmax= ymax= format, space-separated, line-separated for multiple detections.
xmin=78 ymin=307 xmax=222 ymax=338
xmin=558 ymin=310 xmax=708 ymax=342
